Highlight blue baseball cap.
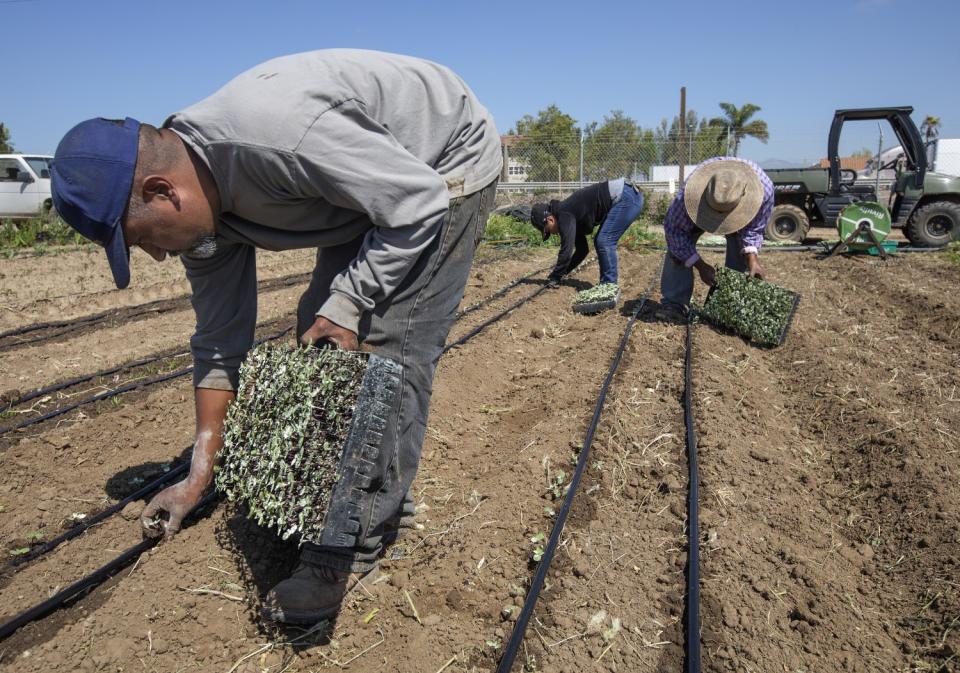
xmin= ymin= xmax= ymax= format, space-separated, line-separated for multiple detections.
xmin=51 ymin=117 xmax=141 ymax=289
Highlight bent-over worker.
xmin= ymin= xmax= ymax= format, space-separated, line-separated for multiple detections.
xmin=50 ymin=49 xmax=501 ymax=625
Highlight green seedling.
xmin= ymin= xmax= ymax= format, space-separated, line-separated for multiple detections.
xmin=529 ymin=531 xmax=546 ymax=562
xmin=216 ymin=343 xmax=368 ymax=544
xmin=8 ymin=547 xmax=29 ymax=556
xmin=547 ymin=470 xmax=567 ymax=500
xmin=700 ymin=267 xmax=799 ymax=346
xmin=25 ymin=531 xmax=43 ymax=542
xmin=485 ymin=638 xmax=502 ymax=650
xmin=573 ymin=283 xmax=619 ymax=305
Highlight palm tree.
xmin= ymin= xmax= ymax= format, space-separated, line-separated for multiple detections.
xmin=920 ymin=115 xmax=941 ymax=143
xmin=710 ymin=103 xmax=769 ymax=157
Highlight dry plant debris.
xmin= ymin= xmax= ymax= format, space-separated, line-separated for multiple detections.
xmin=216 ymin=343 xmax=368 ymax=543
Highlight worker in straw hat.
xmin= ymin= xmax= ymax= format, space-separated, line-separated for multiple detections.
xmin=656 ymin=157 xmax=773 ymax=319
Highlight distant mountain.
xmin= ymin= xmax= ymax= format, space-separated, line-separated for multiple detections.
xmin=759 ymin=158 xmax=805 ymax=170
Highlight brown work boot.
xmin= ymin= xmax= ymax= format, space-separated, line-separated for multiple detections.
xmin=261 ymin=562 xmax=376 ymax=624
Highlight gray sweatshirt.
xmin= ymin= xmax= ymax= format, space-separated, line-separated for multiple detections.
xmin=163 ymin=49 xmax=502 ymax=390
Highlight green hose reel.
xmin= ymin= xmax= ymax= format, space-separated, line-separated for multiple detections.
xmin=825 ymin=201 xmax=894 ymax=260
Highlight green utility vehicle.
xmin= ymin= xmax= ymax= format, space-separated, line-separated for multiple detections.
xmin=764 ymin=107 xmax=960 ymax=246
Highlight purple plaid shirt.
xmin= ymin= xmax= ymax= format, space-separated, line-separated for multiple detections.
xmin=664 ymin=157 xmax=774 ymax=267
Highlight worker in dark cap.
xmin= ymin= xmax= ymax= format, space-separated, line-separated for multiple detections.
xmin=530 ymin=178 xmax=644 ymax=288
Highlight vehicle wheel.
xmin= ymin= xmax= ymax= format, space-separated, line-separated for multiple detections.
xmin=765 ymin=204 xmax=810 ymax=243
xmin=905 ymin=201 xmax=960 ymax=247
xmin=41 ymin=199 xmax=58 ymax=224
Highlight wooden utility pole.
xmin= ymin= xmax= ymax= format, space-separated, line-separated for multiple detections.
xmin=678 ymin=87 xmax=687 ymax=184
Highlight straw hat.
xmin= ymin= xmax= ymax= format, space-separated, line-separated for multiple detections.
xmin=683 ymin=160 xmax=763 ymax=235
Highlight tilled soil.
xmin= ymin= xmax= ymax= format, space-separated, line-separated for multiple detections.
xmin=0 ymin=246 xmax=957 ymax=673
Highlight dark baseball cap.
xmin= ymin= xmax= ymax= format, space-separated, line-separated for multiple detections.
xmin=51 ymin=117 xmax=141 ymax=289
xmin=530 ymin=202 xmax=551 ymax=242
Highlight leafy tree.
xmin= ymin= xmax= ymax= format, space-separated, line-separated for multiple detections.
xmin=654 ymin=110 xmax=727 ymax=167
xmin=920 ymin=115 xmax=941 ymax=143
xmin=581 ymin=110 xmax=655 ymax=181
xmin=709 ymin=103 xmax=769 ymax=157
xmin=0 ymin=123 xmax=13 ymax=153
xmin=509 ymin=105 xmax=580 ymax=182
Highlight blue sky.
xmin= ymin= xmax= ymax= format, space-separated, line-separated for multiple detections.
xmin=4 ymin=0 xmax=958 ymax=165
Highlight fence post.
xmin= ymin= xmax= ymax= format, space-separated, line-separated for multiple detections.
xmin=579 ymin=130 xmax=584 ymax=188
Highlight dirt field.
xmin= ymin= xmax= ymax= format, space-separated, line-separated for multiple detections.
xmin=0 ymin=244 xmax=957 ymax=673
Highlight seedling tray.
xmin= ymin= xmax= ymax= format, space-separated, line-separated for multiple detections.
xmin=573 ymin=283 xmax=620 ymax=315
xmin=216 ymin=343 xmax=401 ymax=547
xmin=700 ymin=268 xmax=800 ymax=347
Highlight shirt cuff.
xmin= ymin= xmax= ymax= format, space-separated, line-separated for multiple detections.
xmin=742 ymin=246 xmax=758 ymax=255
xmin=683 ymin=252 xmax=701 ymax=268
xmin=317 ymin=291 xmax=363 ymax=335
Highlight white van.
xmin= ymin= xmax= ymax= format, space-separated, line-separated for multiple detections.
xmin=0 ymin=154 xmax=54 ymax=219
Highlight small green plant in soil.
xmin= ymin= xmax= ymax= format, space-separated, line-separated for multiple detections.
xmin=546 ymin=470 xmax=567 ymax=500
xmin=8 ymin=547 xmax=29 ymax=556
xmin=573 ymin=283 xmax=619 ymax=306
xmin=529 ymin=531 xmax=547 ymax=562
xmin=216 ymin=343 xmax=368 ymax=544
xmin=700 ymin=267 xmax=799 ymax=347
xmin=0 ymin=217 xmax=86 ymax=251
xmin=945 ymin=241 xmax=960 ymax=265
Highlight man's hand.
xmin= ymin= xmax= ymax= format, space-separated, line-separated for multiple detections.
xmin=301 ymin=316 xmax=359 ymax=350
xmin=745 ymin=253 xmax=765 ymax=279
xmin=694 ymin=259 xmax=716 ymax=287
xmin=141 ymin=479 xmax=204 ymax=541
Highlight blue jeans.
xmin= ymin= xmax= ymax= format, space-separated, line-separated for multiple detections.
xmin=660 ymin=231 xmax=746 ymax=309
xmin=595 ymin=185 xmax=644 ymax=284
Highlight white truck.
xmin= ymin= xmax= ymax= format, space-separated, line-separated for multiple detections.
xmin=0 ymin=154 xmax=54 ymax=219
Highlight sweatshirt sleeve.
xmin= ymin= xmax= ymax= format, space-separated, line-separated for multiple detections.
xmin=180 ymin=239 xmax=258 ymax=391
xmin=548 ymin=212 xmax=579 ymax=281
xmin=290 ymin=99 xmax=450 ymax=333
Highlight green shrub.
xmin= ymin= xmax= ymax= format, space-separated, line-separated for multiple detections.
xmin=483 ymin=213 xmax=558 ymax=247
xmin=0 ymin=217 xmax=86 ymax=251
xmin=216 ymin=343 xmax=369 ymax=543
xmin=700 ymin=267 xmax=799 ymax=346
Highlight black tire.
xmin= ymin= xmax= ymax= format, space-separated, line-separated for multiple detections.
xmin=905 ymin=201 xmax=960 ymax=247
xmin=765 ymin=204 xmax=810 ymax=243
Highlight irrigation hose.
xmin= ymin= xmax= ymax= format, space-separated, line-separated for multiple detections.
xmin=455 ymin=264 xmax=552 ymax=320
xmin=443 ymin=285 xmax=548 ymax=354
xmin=683 ymin=314 xmax=701 ymax=673
xmin=0 ymin=271 xmax=313 ymax=348
xmin=0 ymin=492 xmax=218 ymax=643
xmin=0 ymin=326 xmax=294 ymax=437
xmin=496 ymin=260 xmax=661 ymax=673
xmin=10 ymin=461 xmax=190 ymax=568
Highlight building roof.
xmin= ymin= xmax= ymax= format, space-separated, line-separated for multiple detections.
xmin=816 ymin=156 xmax=870 ymax=171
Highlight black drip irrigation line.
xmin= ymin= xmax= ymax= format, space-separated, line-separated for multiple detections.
xmin=9 ymin=461 xmax=190 ymax=569
xmin=443 ymin=286 xmax=548 ymax=354
xmin=683 ymin=314 xmax=701 ymax=673
xmin=455 ymin=264 xmax=552 ymax=320
xmin=496 ymin=262 xmax=661 ymax=673
xmin=636 ymin=242 xmax=948 ymax=255
xmin=3 ymin=349 xmax=191 ymax=411
xmin=0 ymin=326 xmax=294 ymax=437
xmin=0 ymin=491 xmax=218 ymax=642
xmin=0 ymin=272 xmax=312 ymax=350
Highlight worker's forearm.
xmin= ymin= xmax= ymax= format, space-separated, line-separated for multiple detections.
xmin=186 ymin=387 xmax=235 ymax=493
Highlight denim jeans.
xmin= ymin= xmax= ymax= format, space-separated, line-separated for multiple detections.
xmin=294 ymin=179 xmax=497 ymax=573
xmin=595 ymin=185 xmax=644 ymax=284
xmin=660 ymin=231 xmax=746 ymax=309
